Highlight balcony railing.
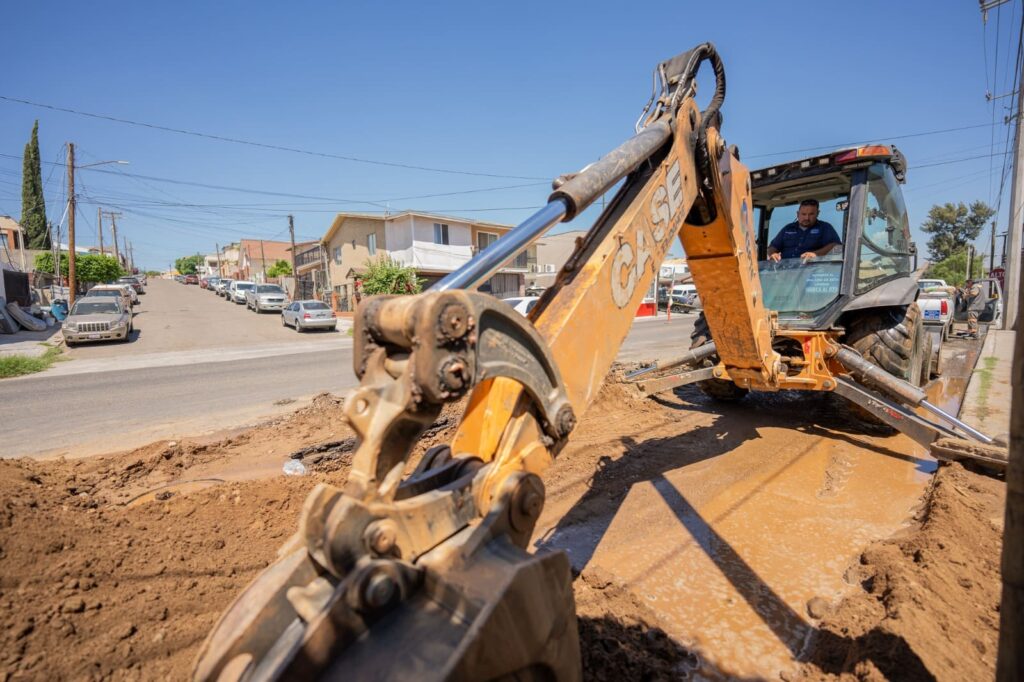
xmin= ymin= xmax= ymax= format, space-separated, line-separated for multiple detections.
xmin=296 ymin=246 xmax=324 ymax=268
xmin=391 ymin=241 xmax=473 ymax=272
xmin=470 ymin=246 xmax=536 ymax=272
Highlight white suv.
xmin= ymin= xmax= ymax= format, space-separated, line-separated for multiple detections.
xmin=228 ymin=280 xmax=255 ymax=304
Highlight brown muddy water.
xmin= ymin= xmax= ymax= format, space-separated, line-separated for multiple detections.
xmin=534 ymin=338 xmax=981 ymax=680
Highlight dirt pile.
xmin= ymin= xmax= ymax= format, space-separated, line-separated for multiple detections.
xmin=796 ymin=463 xmax=1005 ymax=681
xmin=0 ymin=382 xmax=1007 ymax=681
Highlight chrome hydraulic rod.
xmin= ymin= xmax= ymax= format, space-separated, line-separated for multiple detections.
xmin=434 ymin=199 xmax=568 ymax=292
xmin=625 ymin=343 xmax=717 ymax=380
xmin=835 ymin=346 xmax=995 ymax=443
xmin=435 ymin=116 xmax=676 ymax=293
xmin=920 ymin=401 xmax=995 ymax=444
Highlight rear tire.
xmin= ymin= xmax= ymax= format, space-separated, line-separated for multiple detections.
xmin=689 ymin=313 xmax=749 ymax=402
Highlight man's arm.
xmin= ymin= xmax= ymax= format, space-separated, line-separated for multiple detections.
xmin=801 ymin=223 xmax=841 ymax=259
xmin=767 ymin=232 xmax=786 ymax=261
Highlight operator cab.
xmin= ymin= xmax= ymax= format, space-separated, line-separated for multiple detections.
xmin=751 ymin=145 xmax=913 ymax=328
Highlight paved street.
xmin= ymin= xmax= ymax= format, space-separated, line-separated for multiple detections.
xmin=1 ymin=280 xmax=696 ymax=458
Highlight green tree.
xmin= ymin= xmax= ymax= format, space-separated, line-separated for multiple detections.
xmin=267 ymin=259 xmax=292 ymax=277
xmin=360 ymin=255 xmax=422 ymax=295
xmin=20 ymin=121 xmax=49 ymax=249
xmin=924 ymin=248 xmax=985 ymax=287
xmin=34 ymin=252 xmax=123 ymax=282
xmin=919 ymin=201 xmax=994 ymax=261
xmin=174 ymin=254 xmax=204 ymax=275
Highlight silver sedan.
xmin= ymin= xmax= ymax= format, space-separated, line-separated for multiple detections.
xmin=246 ymin=284 xmax=288 ymax=313
xmin=281 ymin=300 xmax=337 ymax=332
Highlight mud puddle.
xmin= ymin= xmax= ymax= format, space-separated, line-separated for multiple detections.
xmin=534 ymin=341 xmax=981 ymax=680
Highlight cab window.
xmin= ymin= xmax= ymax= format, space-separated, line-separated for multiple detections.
xmin=762 ymin=197 xmax=849 ymax=248
xmin=857 ymin=163 xmax=911 ymax=292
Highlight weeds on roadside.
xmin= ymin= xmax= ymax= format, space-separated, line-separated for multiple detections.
xmin=0 ymin=344 xmax=67 ymax=379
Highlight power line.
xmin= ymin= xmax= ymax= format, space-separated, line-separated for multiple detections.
xmin=0 ymin=95 xmax=547 ymax=181
xmin=745 ymin=122 xmax=999 ymax=161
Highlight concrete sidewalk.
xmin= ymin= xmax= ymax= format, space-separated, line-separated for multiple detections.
xmin=959 ymin=328 xmax=1014 ymax=444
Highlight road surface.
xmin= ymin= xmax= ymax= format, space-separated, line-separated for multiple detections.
xmin=1 ymin=280 xmax=695 ymax=458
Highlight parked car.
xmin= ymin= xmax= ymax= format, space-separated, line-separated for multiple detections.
xmin=228 ymin=280 xmax=255 ymax=304
xmin=246 ymin=284 xmax=288 ymax=313
xmin=184 ymin=274 xmax=199 ymax=285
xmin=62 ymin=298 xmax=131 ymax=346
xmin=215 ymin=279 xmax=234 ymax=297
xmin=85 ymin=284 xmax=135 ymax=311
xmin=118 ymin=275 xmax=145 ymax=294
xmin=282 ymin=300 xmax=337 ymax=332
xmin=524 ymin=284 xmax=546 ymax=297
xmin=502 ymin=296 xmax=540 ymax=316
xmin=200 ymin=276 xmax=219 ymax=290
xmin=917 ymin=278 xmax=954 ymax=341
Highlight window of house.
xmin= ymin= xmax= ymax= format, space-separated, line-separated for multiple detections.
xmin=0 ymin=234 xmax=7 ymax=249
xmin=333 ymin=246 xmax=342 ymax=264
xmin=368 ymin=233 xmax=377 ymax=256
xmin=434 ymin=223 xmax=449 ymax=245
xmin=477 ymin=231 xmax=497 ymax=252
xmin=513 ymin=251 xmax=528 ymax=268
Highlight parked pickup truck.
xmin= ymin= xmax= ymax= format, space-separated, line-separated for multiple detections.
xmin=917 ymin=278 xmax=954 ymax=341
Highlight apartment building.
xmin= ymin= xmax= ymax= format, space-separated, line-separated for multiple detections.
xmin=321 ymin=211 xmax=535 ymax=312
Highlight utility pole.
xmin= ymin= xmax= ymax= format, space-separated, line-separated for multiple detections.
xmin=1004 ymin=50 xmax=1024 ymax=329
xmin=110 ymin=213 xmax=121 ymax=266
xmin=129 ymin=241 xmax=135 ymax=274
xmin=260 ymin=240 xmax=267 ymax=282
xmin=97 ymin=207 xmax=104 ymax=257
xmin=288 ymin=215 xmax=297 ymax=297
xmin=216 ymin=243 xmax=222 ymax=277
xmin=990 ymin=220 xmax=997 ymax=276
xmin=102 ymin=210 xmax=122 ymax=261
xmin=67 ymin=143 xmax=77 ymax=308
xmin=123 ymin=236 xmax=129 ymax=272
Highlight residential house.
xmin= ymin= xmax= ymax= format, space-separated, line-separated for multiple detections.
xmin=321 ymin=211 xmax=536 ymax=312
xmin=202 ymin=253 xmax=222 ymax=277
xmin=238 ymin=239 xmax=292 ymax=283
xmin=217 ymin=243 xmax=240 ymax=279
xmin=0 ymin=216 xmax=28 ymax=271
xmin=292 ymin=241 xmax=326 ymax=301
xmin=529 ymin=229 xmax=586 ymax=290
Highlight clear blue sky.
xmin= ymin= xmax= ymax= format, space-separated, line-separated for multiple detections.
xmin=0 ymin=0 xmax=1017 ymax=270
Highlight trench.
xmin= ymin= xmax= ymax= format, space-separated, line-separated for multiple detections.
xmin=533 ymin=337 xmax=982 ymax=680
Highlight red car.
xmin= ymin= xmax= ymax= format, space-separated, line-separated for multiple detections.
xmin=184 ymin=274 xmax=199 ymax=285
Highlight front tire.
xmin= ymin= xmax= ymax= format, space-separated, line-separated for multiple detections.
xmin=690 ymin=313 xmax=749 ymax=402
xmin=842 ymin=303 xmax=929 ymax=426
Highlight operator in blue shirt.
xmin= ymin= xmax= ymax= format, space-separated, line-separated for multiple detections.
xmin=767 ymin=199 xmax=842 ymax=262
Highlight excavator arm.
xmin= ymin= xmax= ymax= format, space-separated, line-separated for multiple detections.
xmin=193 ymin=43 xmax=764 ymax=682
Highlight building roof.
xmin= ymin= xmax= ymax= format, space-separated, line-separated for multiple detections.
xmin=0 ymin=216 xmax=24 ymax=232
xmin=321 ymin=211 xmax=514 ymax=246
xmin=238 ymin=239 xmax=293 ymax=263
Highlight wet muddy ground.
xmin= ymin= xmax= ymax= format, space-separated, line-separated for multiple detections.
xmin=0 ymin=339 xmax=1004 ymax=681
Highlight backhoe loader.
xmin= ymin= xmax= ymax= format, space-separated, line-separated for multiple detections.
xmin=193 ymin=44 xmax=1007 ymax=681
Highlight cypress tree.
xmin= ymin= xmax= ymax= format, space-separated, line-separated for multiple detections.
xmin=20 ymin=121 xmax=49 ymax=249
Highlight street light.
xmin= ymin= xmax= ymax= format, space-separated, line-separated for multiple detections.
xmin=79 ymin=160 xmax=129 ymax=169
xmin=66 ymin=144 xmax=130 ymax=307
